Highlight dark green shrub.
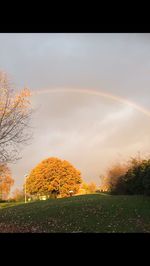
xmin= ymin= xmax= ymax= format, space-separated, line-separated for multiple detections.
xmin=109 ymin=158 xmax=150 ymax=196
xmin=111 ymin=160 xmax=150 ymax=195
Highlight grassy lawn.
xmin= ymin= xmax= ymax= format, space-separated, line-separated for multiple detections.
xmin=0 ymin=201 xmax=24 ymax=209
xmin=0 ymin=193 xmax=150 ymax=233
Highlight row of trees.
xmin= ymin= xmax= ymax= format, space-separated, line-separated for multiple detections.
xmin=100 ymin=156 xmax=150 ymax=196
xmin=11 ymin=181 xmax=98 ymax=202
xmin=12 ymin=155 xmax=150 ymax=201
xmin=12 ymin=154 xmax=150 ymax=201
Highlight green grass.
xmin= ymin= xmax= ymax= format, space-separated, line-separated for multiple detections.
xmin=0 ymin=193 xmax=150 ymax=232
xmin=0 ymin=201 xmax=24 ymax=209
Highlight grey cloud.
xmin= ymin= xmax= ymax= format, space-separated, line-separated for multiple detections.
xmin=0 ymin=33 xmax=150 ymax=189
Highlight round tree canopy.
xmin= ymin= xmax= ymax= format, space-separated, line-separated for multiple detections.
xmin=26 ymin=157 xmax=82 ymax=198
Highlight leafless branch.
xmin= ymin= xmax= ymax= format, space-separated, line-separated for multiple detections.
xmin=0 ymin=71 xmax=32 ymax=163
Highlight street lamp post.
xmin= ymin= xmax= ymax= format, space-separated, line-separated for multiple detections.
xmin=24 ymin=174 xmax=28 ymax=203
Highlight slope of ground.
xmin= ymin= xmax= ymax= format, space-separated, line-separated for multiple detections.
xmin=0 ymin=194 xmax=150 ymax=232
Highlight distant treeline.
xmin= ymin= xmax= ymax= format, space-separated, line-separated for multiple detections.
xmin=100 ymin=156 xmax=150 ymax=196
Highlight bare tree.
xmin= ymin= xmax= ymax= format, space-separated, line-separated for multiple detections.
xmin=0 ymin=71 xmax=32 ymax=163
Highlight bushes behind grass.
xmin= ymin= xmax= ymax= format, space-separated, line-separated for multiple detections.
xmin=101 ymin=157 xmax=150 ymax=196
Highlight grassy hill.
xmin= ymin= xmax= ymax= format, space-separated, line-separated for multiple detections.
xmin=0 ymin=193 xmax=150 ymax=233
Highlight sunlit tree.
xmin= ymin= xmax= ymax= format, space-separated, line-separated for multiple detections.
xmin=26 ymin=157 xmax=82 ymax=198
xmin=12 ymin=188 xmax=24 ymax=202
xmin=88 ymin=182 xmax=97 ymax=193
xmin=0 ymin=163 xmax=14 ymax=200
xmin=100 ymin=162 xmax=128 ymax=192
xmin=81 ymin=182 xmax=97 ymax=194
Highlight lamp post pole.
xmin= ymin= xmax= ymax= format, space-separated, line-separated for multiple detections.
xmin=24 ymin=174 xmax=28 ymax=203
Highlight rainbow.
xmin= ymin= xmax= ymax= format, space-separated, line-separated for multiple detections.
xmin=32 ymin=88 xmax=150 ymax=118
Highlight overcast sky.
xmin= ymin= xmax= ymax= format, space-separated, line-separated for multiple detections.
xmin=0 ymin=33 xmax=150 ymax=190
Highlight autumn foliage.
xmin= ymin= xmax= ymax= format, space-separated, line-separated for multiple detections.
xmin=0 ymin=163 xmax=14 ymax=200
xmin=12 ymin=188 xmax=24 ymax=202
xmin=26 ymin=157 xmax=82 ymax=198
xmin=100 ymin=162 xmax=128 ymax=192
xmin=79 ymin=182 xmax=97 ymax=194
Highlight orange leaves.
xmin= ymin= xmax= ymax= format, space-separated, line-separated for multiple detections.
xmin=10 ymin=88 xmax=31 ymax=116
xmin=12 ymin=188 xmax=24 ymax=201
xmin=0 ymin=163 xmax=14 ymax=200
xmin=100 ymin=162 xmax=129 ymax=192
xmin=26 ymin=157 xmax=82 ymax=198
xmin=79 ymin=182 xmax=97 ymax=194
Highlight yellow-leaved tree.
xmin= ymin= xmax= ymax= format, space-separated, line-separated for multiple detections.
xmin=26 ymin=157 xmax=82 ymax=198
xmin=0 ymin=163 xmax=14 ymax=200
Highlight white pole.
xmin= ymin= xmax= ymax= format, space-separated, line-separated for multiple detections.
xmin=24 ymin=174 xmax=28 ymax=203
xmin=25 ymin=180 xmax=26 ymax=203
